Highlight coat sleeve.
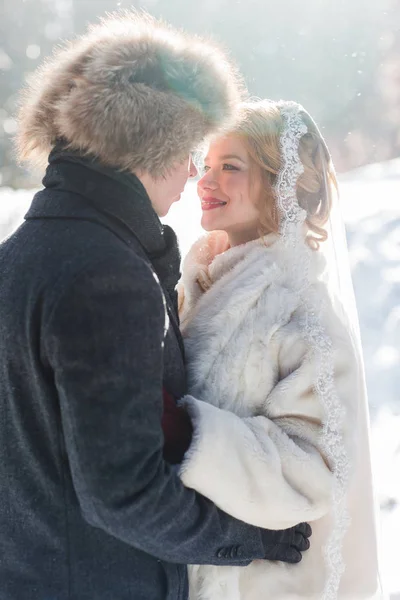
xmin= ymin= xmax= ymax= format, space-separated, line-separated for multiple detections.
xmin=179 ymin=314 xmax=357 ymax=530
xmin=43 ymin=253 xmax=273 ymax=566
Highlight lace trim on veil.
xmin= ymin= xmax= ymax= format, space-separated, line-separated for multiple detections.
xmin=275 ymin=102 xmax=351 ymax=600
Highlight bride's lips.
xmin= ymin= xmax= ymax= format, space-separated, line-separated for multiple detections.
xmin=201 ymin=196 xmax=227 ymax=211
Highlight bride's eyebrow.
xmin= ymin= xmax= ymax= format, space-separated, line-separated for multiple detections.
xmin=219 ymin=154 xmax=246 ymax=164
xmin=204 ymin=154 xmax=247 ymax=164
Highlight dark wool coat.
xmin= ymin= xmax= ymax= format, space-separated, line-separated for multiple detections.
xmin=0 ymin=152 xmax=271 ymax=600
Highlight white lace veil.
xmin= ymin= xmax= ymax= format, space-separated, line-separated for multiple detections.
xmin=274 ymin=100 xmax=379 ymax=599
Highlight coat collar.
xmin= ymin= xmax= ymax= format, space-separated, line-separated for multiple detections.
xmin=25 ymin=146 xmax=166 ymax=256
xmin=25 ymin=147 xmax=182 ymax=314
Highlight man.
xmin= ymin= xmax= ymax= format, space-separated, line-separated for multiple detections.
xmin=0 ymin=11 xmax=310 ymax=600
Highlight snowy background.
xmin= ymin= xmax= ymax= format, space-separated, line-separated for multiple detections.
xmin=1 ymin=161 xmax=399 ymax=598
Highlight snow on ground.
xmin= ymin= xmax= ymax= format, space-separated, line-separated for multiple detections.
xmin=1 ymin=159 xmax=400 ymax=597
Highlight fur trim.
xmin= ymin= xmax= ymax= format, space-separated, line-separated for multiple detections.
xmin=16 ymin=11 xmax=243 ymax=175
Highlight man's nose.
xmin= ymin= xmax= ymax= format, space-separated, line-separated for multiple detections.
xmin=188 ymin=156 xmax=198 ymax=178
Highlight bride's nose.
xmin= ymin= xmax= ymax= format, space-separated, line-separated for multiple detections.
xmin=198 ymin=169 xmax=218 ymax=191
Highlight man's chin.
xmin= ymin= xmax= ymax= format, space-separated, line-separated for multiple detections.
xmin=158 ymin=197 xmax=180 ymax=218
xmin=168 ymin=194 xmax=182 ymax=209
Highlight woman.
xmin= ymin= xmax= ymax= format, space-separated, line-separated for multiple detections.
xmin=177 ymin=100 xmax=381 ymax=599
xmin=0 ymin=14 xmax=311 ymax=600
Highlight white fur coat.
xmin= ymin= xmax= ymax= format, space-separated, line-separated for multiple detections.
xmin=177 ymin=232 xmax=380 ymax=600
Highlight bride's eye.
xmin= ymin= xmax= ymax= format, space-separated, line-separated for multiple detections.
xmin=202 ymin=165 xmax=210 ymax=173
xmin=222 ymin=163 xmax=239 ymax=171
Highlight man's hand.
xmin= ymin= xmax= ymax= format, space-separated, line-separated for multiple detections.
xmin=260 ymin=522 xmax=312 ymax=563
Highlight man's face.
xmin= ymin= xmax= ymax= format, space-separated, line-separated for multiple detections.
xmin=141 ymin=156 xmax=198 ymax=217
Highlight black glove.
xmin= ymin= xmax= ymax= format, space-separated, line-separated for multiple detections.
xmin=260 ymin=522 xmax=312 ymax=563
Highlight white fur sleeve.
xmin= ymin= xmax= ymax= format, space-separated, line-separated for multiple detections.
xmin=179 ymin=395 xmax=333 ymax=530
xmin=179 ymin=324 xmax=357 ymax=530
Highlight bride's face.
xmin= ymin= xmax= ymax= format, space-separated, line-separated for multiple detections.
xmin=197 ymin=135 xmax=262 ymax=245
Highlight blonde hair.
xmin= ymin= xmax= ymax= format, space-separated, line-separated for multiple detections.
xmin=228 ymin=100 xmax=338 ymax=249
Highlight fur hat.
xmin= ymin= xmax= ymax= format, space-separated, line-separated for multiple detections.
xmin=16 ymin=11 xmax=243 ymax=175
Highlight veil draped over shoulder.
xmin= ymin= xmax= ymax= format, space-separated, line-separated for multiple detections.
xmin=275 ymin=101 xmax=382 ymax=599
